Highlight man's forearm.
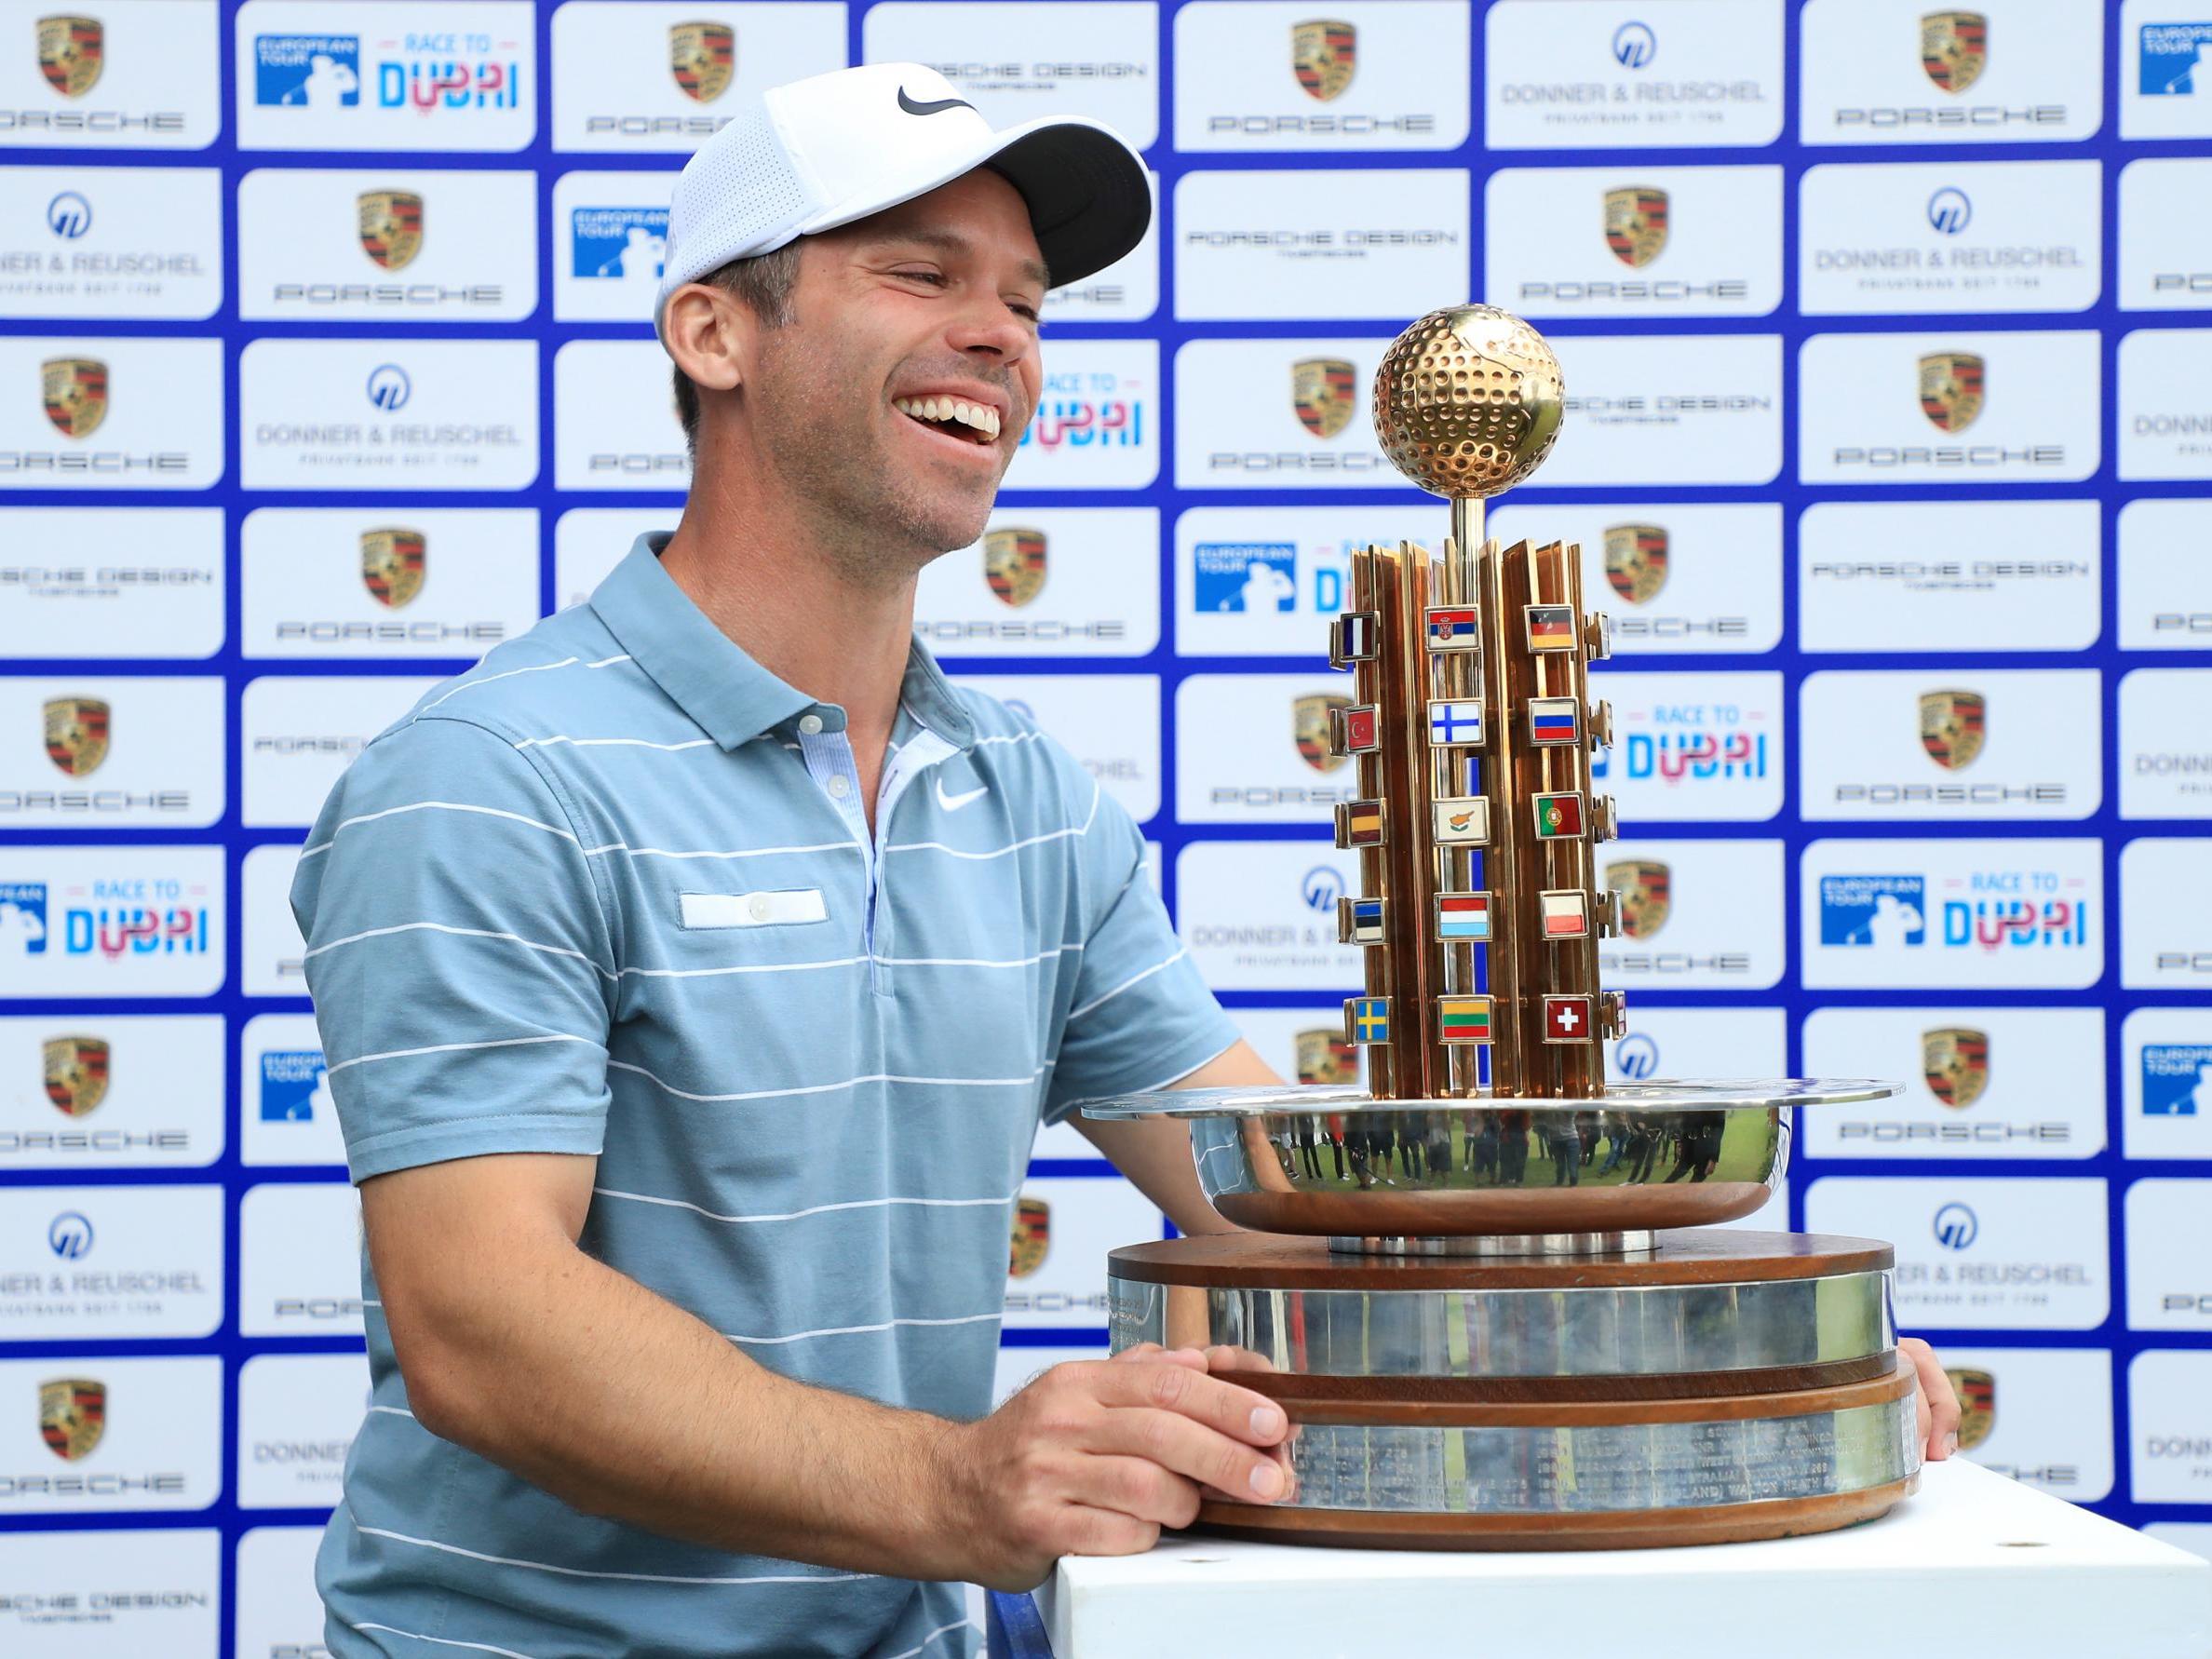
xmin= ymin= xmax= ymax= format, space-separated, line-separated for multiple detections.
xmin=1072 ymin=1037 xmax=1284 ymax=1232
xmin=392 ymin=1231 xmax=966 ymax=1582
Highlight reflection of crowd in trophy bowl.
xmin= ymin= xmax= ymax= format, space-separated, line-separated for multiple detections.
xmin=1275 ymin=1110 xmax=1734 ymax=1190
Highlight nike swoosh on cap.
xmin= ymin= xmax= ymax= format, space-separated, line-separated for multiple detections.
xmin=898 ymin=88 xmax=976 ymax=117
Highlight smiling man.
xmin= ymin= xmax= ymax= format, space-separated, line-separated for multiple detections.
xmin=290 ymin=61 xmax=1957 ymax=1659
xmin=290 ymin=62 xmax=1299 ymax=1659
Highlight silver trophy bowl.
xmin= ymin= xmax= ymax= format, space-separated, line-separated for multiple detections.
xmin=1080 ymin=1079 xmax=1902 ymax=1253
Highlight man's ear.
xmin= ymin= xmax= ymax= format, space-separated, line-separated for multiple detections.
xmin=662 ymin=283 xmax=748 ymax=396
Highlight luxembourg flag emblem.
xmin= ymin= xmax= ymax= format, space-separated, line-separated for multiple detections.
xmin=1436 ymin=892 xmax=1490 ymax=941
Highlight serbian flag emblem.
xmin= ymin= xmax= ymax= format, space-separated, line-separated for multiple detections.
xmin=1425 ymin=605 xmax=1480 ymax=651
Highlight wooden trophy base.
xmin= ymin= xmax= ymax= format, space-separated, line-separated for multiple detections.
xmin=1107 ymin=1229 xmax=1922 ymax=1551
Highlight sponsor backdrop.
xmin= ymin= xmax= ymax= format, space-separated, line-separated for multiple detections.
xmin=2 ymin=0 xmax=2210 ymax=1648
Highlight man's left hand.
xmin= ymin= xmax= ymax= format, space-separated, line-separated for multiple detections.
xmin=1900 ymin=1336 xmax=1962 ymax=1463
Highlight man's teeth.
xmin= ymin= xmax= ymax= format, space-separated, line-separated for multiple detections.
xmin=893 ymin=396 xmax=1002 ymax=441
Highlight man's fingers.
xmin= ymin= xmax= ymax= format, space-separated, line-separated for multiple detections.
xmin=1089 ymin=1406 xmax=1289 ymax=1503
xmin=1901 ymin=1337 xmax=1962 ymax=1459
xmin=1073 ymin=1454 xmax=1204 ymax=1530
xmin=1199 ymin=1343 xmax=1278 ymax=1375
xmin=1092 ymin=1357 xmax=1289 ymax=1447
xmin=1110 ymin=1343 xmax=1207 ymax=1371
xmin=1061 ymin=1504 xmax=1164 ymax=1560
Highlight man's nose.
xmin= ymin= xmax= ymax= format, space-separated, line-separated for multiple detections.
xmin=947 ymin=307 xmax=1033 ymax=362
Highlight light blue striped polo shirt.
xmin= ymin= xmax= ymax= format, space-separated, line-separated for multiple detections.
xmin=290 ymin=533 xmax=1237 ymax=1659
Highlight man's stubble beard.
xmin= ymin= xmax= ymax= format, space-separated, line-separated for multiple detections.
xmin=752 ymin=335 xmax=1007 ymax=588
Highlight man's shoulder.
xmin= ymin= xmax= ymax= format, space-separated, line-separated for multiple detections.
xmin=321 ymin=603 xmax=689 ymax=833
xmin=364 ymin=602 xmax=670 ymax=753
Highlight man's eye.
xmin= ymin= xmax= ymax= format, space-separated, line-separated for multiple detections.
xmin=896 ymin=269 xmax=948 ymax=287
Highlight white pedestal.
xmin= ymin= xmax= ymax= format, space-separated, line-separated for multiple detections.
xmin=1036 ymin=1461 xmax=2212 ymax=1659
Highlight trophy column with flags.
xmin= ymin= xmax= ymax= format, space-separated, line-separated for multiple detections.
xmin=1077 ymin=306 xmax=1923 ymax=1548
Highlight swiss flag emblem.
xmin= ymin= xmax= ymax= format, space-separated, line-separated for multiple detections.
xmin=1544 ymin=995 xmax=1593 ymax=1043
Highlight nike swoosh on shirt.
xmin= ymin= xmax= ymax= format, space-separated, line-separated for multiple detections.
xmin=937 ymin=779 xmax=990 ymax=812
xmin=898 ymin=88 xmax=976 ymax=117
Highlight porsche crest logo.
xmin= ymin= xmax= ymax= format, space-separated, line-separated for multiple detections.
xmin=42 ymin=1035 xmax=110 ymax=1118
xmin=361 ymin=528 xmax=427 ymax=610
xmin=1009 ymin=1195 xmax=1050 ymax=1278
xmin=1919 ymin=351 xmax=1985 ymax=433
xmin=1293 ymin=693 xmax=1351 ymax=775
xmin=39 ymin=1378 xmax=105 ymax=1462
xmin=1605 ymin=859 xmax=1671 ymax=940
xmin=1947 ymin=1367 xmax=1994 ymax=1450
xmin=41 ymin=356 xmax=106 ymax=438
xmin=1291 ymin=357 xmax=1356 ymax=440
xmin=1919 ymin=689 xmax=1986 ymax=771
xmin=35 ymin=14 xmax=101 ymax=98
xmin=1602 ymin=522 xmax=1669 ymax=605
xmin=669 ymin=20 xmax=735 ymax=103
xmin=1294 ymin=1027 xmax=1358 ymax=1086
xmin=1921 ymin=11 xmax=1989 ymax=94
xmin=43 ymin=695 xmax=109 ymax=777
xmin=1602 ymin=187 xmax=1669 ymax=269
xmin=1922 ymin=1026 xmax=1991 ymax=1111
xmin=983 ymin=527 xmax=1046 ymax=609
xmin=357 ymin=190 xmax=425 ymax=272
xmin=1290 ymin=19 xmax=1356 ymax=101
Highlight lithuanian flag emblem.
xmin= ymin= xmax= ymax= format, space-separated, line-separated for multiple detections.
xmin=1438 ymin=995 xmax=1493 ymax=1045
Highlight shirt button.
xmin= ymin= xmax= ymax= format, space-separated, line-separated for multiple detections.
xmin=748 ymin=894 xmax=771 ymax=922
xmin=827 ymin=775 xmax=851 ymax=799
xmin=798 ymin=714 xmax=824 ymax=735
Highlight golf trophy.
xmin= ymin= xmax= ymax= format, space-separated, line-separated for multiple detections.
xmin=1079 ymin=307 xmax=1921 ymax=1549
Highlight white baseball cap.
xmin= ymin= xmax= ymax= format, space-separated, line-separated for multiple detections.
xmin=654 ymin=62 xmax=1149 ymax=340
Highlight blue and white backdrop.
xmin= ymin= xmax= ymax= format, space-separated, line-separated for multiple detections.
xmin=1 ymin=0 xmax=2209 ymax=1651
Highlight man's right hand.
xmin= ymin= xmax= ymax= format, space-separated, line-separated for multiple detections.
xmin=930 ymin=1343 xmax=1293 ymax=1591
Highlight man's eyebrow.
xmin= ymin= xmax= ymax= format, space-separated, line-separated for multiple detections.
xmin=864 ymin=227 xmax=1050 ymax=291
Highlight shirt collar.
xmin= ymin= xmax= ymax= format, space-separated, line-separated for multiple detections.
xmin=588 ymin=533 xmax=975 ymax=753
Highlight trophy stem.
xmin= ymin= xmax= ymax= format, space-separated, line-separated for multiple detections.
xmin=1449 ymin=497 xmax=1483 ymax=567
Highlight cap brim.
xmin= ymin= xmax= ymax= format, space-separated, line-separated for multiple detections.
xmin=979 ymin=120 xmax=1151 ymax=289
xmin=798 ymin=115 xmax=1150 ymax=291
